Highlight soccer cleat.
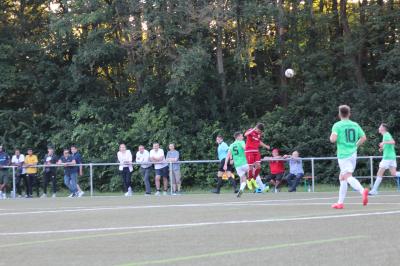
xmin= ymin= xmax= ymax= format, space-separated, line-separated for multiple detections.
xmin=331 ymin=203 xmax=344 ymax=209
xmin=362 ymin=188 xmax=369 ymax=206
xmin=255 ymin=188 xmax=262 ymax=193
xmin=236 ymin=190 xmax=243 ymax=198
xmin=368 ymin=190 xmax=377 ymax=196
xmin=251 ymin=178 xmax=259 ymax=189
xmin=247 ymin=180 xmax=253 ymax=190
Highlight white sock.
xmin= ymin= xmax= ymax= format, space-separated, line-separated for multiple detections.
xmin=347 ymin=176 xmax=364 ymax=194
xmin=255 ymin=176 xmax=265 ymax=190
xmin=240 ymin=182 xmax=247 ymax=191
xmin=371 ymin=176 xmax=382 ymax=193
xmin=338 ymin=180 xmax=348 ymax=204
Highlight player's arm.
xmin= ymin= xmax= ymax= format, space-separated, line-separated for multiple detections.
xmin=260 ymin=141 xmax=270 ymax=150
xmin=330 ymin=133 xmax=337 ymax=143
xmin=244 ymin=128 xmax=255 ymax=137
xmin=223 ymin=150 xmax=232 ymax=171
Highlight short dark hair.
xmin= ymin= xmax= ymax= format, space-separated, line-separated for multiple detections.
xmin=71 ymin=144 xmax=78 ymax=149
xmin=63 ymin=148 xmax=70 ymax=152
xmin=216 ymin=135 xmax=223 ymax=139
xmin=339 ymin=105 xmax=350 ymax=118
xmin=256 ymin=123 xmax=265 ymax=131
xmin=234 ymin=131 xmax=242 ymax=139
xmin=381 ymin=123 xmax=389 ymax=131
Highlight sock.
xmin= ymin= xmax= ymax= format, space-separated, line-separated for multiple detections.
xmin=371 ymin=176 xmax=382 ymax=193
xmin=255 ymin=175 xmax=265 ymax=190
xmin=347 ymin=176 xmax=364 ymax=194
xmin=240 ymin=182 xmax=246 ymax=191
xmin=248 ymin=168 xmax=253 ymax=180
xmin=254 ymin=168 xmax=261 ymax=179
xmin=338 ymin=180 xmax=348 ymax=204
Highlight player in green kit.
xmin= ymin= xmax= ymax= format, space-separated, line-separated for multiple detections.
xmin=330 ymin=105 xmax=369 ymax=209
xmin=224 ymin=132 xmax=249 ymax=198
xmin=369 ymin=123 xmax=400 ymax=195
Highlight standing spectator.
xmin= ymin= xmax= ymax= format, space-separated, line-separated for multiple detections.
xmin=264 ymin=148 xmax=285 ymax=192
xmin=136 ymin=145 xmax=152 ymax=195
xmin=0 ymin=145 xmax=10 ymax=199
xmin=166 ymin=143 xmax=182 ymax=195
xmin=71 ymin=145 xmax=84 ymax=197
xmin=212 ymin=135 xmax=237 ymax=194
xmin=117 ymin=143 xmax=133 ymax=196
xmin=42 ymin=147 xmax=58 ymax=198
xmin=24 ymin=148 xmax=39 ymax=198
xmin=283 ymin=151 xmax=304 ymax=192
xmin=58 ymin=149 xmax=78 ymax=197
xmin=11 ymin=148 xmax=26 ymax=198
xmin=150 ymin=143 xmax=169 ymax=196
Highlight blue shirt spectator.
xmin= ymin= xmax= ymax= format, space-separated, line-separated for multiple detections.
xmin=166 ymin=149 xmax=180 ymax=171
xmin=289 ymin=158 xmax=304 ymax=175
xmin=0 ymin=146 xmax=10 ymax=170
xmin=59 ymin=154 xmax=76 ymax=175
xmin=71 ymin=151 xmax=82 ymax=174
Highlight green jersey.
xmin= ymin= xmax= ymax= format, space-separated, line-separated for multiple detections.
xmin=229 ymin=140 xmax=247 ymax=167
xmin=331 ymin=119 xmax=365 ymax=159
xmin=382 ymin=132 xmax=396 ymax=160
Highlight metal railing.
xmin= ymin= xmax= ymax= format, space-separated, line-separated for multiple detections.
xmin=1 ymin=155 xmax=399 ymax=198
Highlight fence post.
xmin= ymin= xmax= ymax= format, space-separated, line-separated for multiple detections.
xmin=12 ymin=166 xmax=16 ymax=199
xmin=369 ymin=156 xmax=374 ymax=188
xmin=89 ymin=163 xmax=94 ymax=197
xmin=311 ymin=158 xmax=315 ymax=192
xmin=169 ymin=162 xmax=173 ymax=195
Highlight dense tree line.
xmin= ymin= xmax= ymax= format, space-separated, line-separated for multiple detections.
xmin=1 ymin=0 xmax=399 ymax=191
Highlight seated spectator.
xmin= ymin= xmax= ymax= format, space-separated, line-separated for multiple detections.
xmin=11 ymin=148 xmax=26 ymax=198
xmin=42 ymin=146 xmax=58 ymax=198
xmin=24 ymin=148 xmax=39 ymax=198
xmin=0 ymin=145 xmax=10 ymax=199
xmin=283 ymin=151 xmax=304 ymax=192
xmin=117 ymin=143 xmax=133 ymax=196
xmin=166 ymin=143 xmax=182 ymax=195
xmin=264 ymin=148 xmax=285 ymax=192
xmin=136 ymin=145 xmax=152 ymax=195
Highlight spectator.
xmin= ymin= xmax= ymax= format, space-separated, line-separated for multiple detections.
xmin=166 ymin=143 xmax=182 ymax=195
xmin=11 ymin=148 xmax=27 ymax=198
xmin=150 ymin=143 xmax=169 ymax=196
xmin=117 ymin=143 xmax=133 ymax=196
xmin=212 ymin=135 xmax=237 ymax=194
xmin=24 ymin=148 xmax=39 ymax=198
xmin=264 ymin=148 xmax=285 ymax=192
xmin=0 ymin=145 xmax=10 ymax=199
xmin=58 ymin=148 xmax=78 ymax=197
xmin=283 ymin=151 xmax=304 ymax=192
xmin=136 ymin=145 xmax=152 ymax=195
xmin=71 ymin=145 xmax=84 ymax=197
xmin=42 ymin=146 xmax=58 ymax=198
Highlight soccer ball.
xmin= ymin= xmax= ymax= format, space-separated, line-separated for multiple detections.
xmin=285 ymin=68 xmax=295 ymax=78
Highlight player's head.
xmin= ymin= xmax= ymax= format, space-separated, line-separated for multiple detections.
xmin=169 ymin=143 xmax=175 ymax=150
xmin=216 ymin=135 xmax=223 ymax=144
xmin=255 ymin=123 xmax=265 ymax=133
xmin=138 ymin=145 xmax=145 ymax=152
xmin=272 ymin=148 xmax=280 ymax=157
xmin=153 ymin=143 xmax=159 ymax=150
xmin=71 ymin=145 xmax=78 ymax=154
xmin=233 ymin=131 xmax=243 ymax=140
xmin=14 ymin=148 xmax=20 ymax=155
xmin=338 ymin=105 xmax=351 ymax=119
xmin=27 ymin=148 xmax=33 ymax=155
xmin=292 ymin=150 xmax=299 ymax=158
xmin=379 ymin=123 xmax=388 ymax=134
xmin=119 ymin=143 xmax=126 ymax=152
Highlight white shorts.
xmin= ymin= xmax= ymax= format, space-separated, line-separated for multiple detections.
xmin=338 ymin=153 xmax=357 ymax=175
xmin=236 ymin=165 xmax=249 ymax=178
xmin=379 ymin=160 xmax=397 ymax=170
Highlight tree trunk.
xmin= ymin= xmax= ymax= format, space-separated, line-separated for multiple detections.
xmin=216 ymin=0 xmax=227 ymax=107
xmin=276 ymin=0 xmax=288 ymax=107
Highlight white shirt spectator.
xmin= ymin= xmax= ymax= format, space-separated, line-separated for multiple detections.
xmin=11 ymin=154 xmax=26 ymax=174
xmin=150 ymin=148 xmax=168 ymax=169
xmin=136 ymin=150 xmax=152 ymax=168
xmin=117 ymin=150 xmax=133 ymax=172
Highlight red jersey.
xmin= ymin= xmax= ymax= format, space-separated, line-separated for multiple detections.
xmin=269 ymin=159 xmax=285 ymax=174
xmin=245 ymin=128 xmax=262 ymax=152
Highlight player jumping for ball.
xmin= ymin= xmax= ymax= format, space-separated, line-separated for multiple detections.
xmin=369 ymin=123 xmax=400 ymax=195
xmin=244 ymin=123 xmax=270 ymax=191
xmin=330 ymin=105 xmax=369 ymax=209
xmin=224 ymin=132 xmax=249 ymax=197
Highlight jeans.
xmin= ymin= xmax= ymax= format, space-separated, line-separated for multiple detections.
xmin=140 ymin=167 xmax=152 ymax=194
xmin=121 ymin=167 xmax=132 ymax=192
xmin=43 ymin=171 xmax=57 ymax=194
xmin=64 ymin=172 xmax=78 ymax=194
xmin=285 ymin=173 xmax=304 ymax=192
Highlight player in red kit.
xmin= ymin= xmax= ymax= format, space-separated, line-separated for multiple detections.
xmin=244 ymin=123 xmax=270 ymax=191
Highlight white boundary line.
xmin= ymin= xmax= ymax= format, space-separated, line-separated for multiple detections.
xmin=1 ymin=209 xmax=400 ymax=236
xmin=1 ymin=194 xmax=400 ymax=216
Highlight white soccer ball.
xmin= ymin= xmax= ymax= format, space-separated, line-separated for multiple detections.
xmin=285 ymin=68 xmax=295 ymax=78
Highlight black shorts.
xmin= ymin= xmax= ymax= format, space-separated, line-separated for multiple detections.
xmin=155 ymin=166 xmax=169 ymax=177
xmin=219 ymin=158 xmax=233 ymax=172
xmin=265 ymin=173 xmax=284 ymax=182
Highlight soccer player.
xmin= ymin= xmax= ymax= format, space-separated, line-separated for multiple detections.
xmin=330 ymin=105 xmax=369 ymax=209
xmin=244 ymin=123 xmax=270 ymax=191
xmin=369 ymin=123 xmax=400 ymax=195
xmin=224 ymin=132 xmax=249 ymax=197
